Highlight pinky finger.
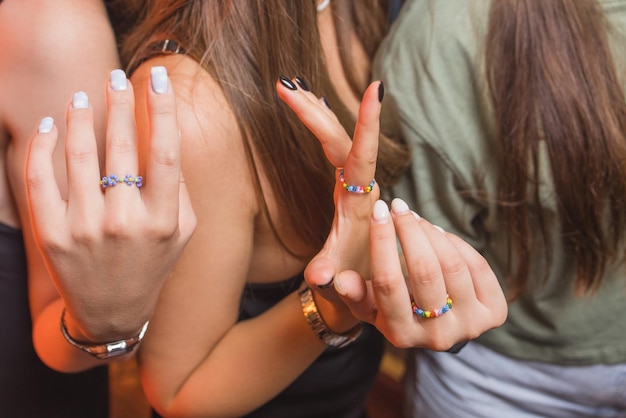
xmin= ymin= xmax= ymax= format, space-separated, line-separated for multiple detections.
xmin=26 ymin=118 xmax=66 ymax=233
xmin=446 ymin=234 xmax=508 ymax=325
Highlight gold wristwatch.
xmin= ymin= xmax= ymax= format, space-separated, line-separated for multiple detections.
xmin=299 ymin=286 xmax=363 ymax=348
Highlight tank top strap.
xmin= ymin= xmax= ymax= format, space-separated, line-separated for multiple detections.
xmin=127 ymin=39 xmax=186 ymax=76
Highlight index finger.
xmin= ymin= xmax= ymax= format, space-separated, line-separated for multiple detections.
xmin=275 ymin=77 xmax=351 ymax=167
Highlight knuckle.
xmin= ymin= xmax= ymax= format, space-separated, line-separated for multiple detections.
xmin=148 ymin=218 xmax=179 ymax=240
xmin=70 ymin=221 xmax=103 ymax=244
xmin=109 ymin=91 xmax=134 ymax=108
xmin=408 ymin=258 xmax=440 ymax=286
xmin=371 ymin=275 xmax=403 ymax=297
xmin=383 ymin=329 xmax=413 ymax=348
xmin=108 ymin=135 xmax=136 ymax=154
xmin=101 ymin=216 xmax=133 ymax=239
xmin=151 ymin=147 xmax=179 ymax=171
xmin=149 ymin=98 xmax=177 ymax=117
xmin=422 ymin=330 xmax=452 ymax=351
xmin=438 ymin=251 xmax=468 ymax=277
xmin=25 ymin=166 xmax=46 ymax=191
xmin=66 ymin=141 xmax=94 ymax=164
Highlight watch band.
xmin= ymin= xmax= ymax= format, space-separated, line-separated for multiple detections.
xmin=60 ymin=308 xmax=149 ymax=360
xmin=299 ymin=286 xmax=362 ymax=349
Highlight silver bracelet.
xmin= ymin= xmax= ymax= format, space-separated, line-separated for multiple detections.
xmin=60 ymin=308 xmax=149 ymax=360
xmin=299 ymin=286 xmax=362 ymax=349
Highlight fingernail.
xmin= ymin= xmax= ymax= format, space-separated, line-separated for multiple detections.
xmin=279 ymin=75 xmax=297 ymax=91
xmin=334 ymin=273 xmax=346 ymax=296
xmin=321 ymin=96 xmax=332 ymax=109
xmin=151 ymin=66 xmax=168 ymax=94
xmin=372 ymin=200 xmax=390 ymax=223
xmin=391 ymin=198 xmax=410 ymax=214
xmin=316 ymin=277 xmax=334 ymax=289
xmin=38 ymin=117 xmax=54 ymax=134
xmin=295 ymin=76 xmax=310 ymax=91
xmin=411 ymin=211 xmax=421 ymax=220
xmin=110 ymin=69 xmax=128 ymax=91
xmin=434 ymin=225 xmax=446 ymax=234
xmin=378 ymin=81 xmax=385 ymax=102
xmin=72 ymin=91 xmax=89 ymax=109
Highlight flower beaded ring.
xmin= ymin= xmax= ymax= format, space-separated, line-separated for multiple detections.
xmin=100 ymin=174 xmax=143 ymax=189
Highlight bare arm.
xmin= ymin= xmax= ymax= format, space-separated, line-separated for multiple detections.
xmin=131 ymin=58 xmax=368 ymax=417
xmin=3 ymin=0 xmax=194 ymax=372
xmin=277 ymin=79 xmax=508 ymax=350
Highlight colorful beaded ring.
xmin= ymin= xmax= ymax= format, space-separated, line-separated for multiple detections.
xmin=338 ymin=169 xmax=375 ymax=193
xmin=412 ymin=294 xmax=453 ymax=319
xmin=100 ymin=174 xmax=143 ymax=189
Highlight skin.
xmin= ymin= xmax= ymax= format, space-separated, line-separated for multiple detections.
xmin=129 ymin=47 xmax=383 ymax=415
xmin=3 ymin=1 xmax=506 ymax=414
xmin=1 ymin=0 xmax=195 ymax=373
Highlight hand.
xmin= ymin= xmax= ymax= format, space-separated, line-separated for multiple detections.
xmin=25 ymin=68 xmax=196 ymax=341
xmin=278 ymin=77 xmax=507 ymax=348
xmin=335 ymin=198 xmax=508 ymax=349
xmin=277 ymin=77 xmax=382 ymax=332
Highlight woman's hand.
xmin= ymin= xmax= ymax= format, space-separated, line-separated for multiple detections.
xmin=277 ymin=77 xmax=382 ymax=333
xmin=277 ymin=77 xmax=507 ymax=348
xmin=25 ymin=68 xmax=196 ymax=343
xmin=336 ymin=198 xmax=508 ymax=349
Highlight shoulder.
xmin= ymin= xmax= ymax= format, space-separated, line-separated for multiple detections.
xmin=0 ymin=0 xmax=116 ymax=67
xmin=131 ymin=54 xmax=242 ymax=154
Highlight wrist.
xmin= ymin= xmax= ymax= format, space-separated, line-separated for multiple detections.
xmin=299 ymin=285 xmax=362 ymax=348
xmin=61 ymin=308 xmax=149 ymax=359
xmin=62 ymin=305 xmax=152 ymax=343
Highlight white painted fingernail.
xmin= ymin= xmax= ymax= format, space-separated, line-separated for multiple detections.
xmin=391 ymin=198 xmax=410 ymax=214
xmin=110 ymin=69 xmax=128 ymax=91
xmin=411 ymin=211 xmax=421 ymax=220
xmin=73 ymin=91 xmax=89 ymax=109
xmin=151 ymin=66 xmax=168 ymax=94
xmin=372 ymin=200 xmax=390 ymax=223
xmin=38 ymin=117 xmax=54 ymax=134
xmin=434 ymin=225 xmax=446 ymax=234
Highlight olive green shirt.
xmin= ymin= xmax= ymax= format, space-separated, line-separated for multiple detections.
xmin=373 ymin=0 xmax=626 ymax=365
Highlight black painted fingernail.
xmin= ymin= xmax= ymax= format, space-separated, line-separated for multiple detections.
xmin=321 ymin=96 xmax=332 ymax=109
xmin=316 ymin=277 xmax=335 ymax=289
xmin=378 ymin=81 xmax=385 ymax=102
xmin=295 ymin=76 xmax=310 ymax=91
xmin=279 ymin=75 xmax=297 ymax=91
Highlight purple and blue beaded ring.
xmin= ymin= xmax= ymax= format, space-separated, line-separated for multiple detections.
xmin=338 ymin=169 xmax=375 ymax=193
xmin=411 ymin=294 xmax=453 ymax=319
xmin=100 ymin=174 xmax=143 ymax=189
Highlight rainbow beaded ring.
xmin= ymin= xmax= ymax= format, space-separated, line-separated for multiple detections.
xmin=412 ymin=294 xmax=453 ymax=319
xmin=338 ymin=169 xmax=375 ymax=193
xmin=100 ymin=174 xmax=143 ymax=189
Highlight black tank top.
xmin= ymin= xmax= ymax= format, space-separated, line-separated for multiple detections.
xmin=141 ymin=41 xmax=385 ymax=417
xmin=238 ymin=275 xmax=384 ymax=418
xmin=0 ymin=223 xmax=109 ymax=417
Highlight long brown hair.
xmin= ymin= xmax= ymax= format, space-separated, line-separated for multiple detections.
xmin=329 ymin=0 xmax=411 ymax=186
xmin=486 ymin=0 xmax=626 ymax=297
xmin=121 ymin=0 xmax=336 ymax=256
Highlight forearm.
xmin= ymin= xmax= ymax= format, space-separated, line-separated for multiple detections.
xmin=142 ymin=289 xmax=340 ymax=417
